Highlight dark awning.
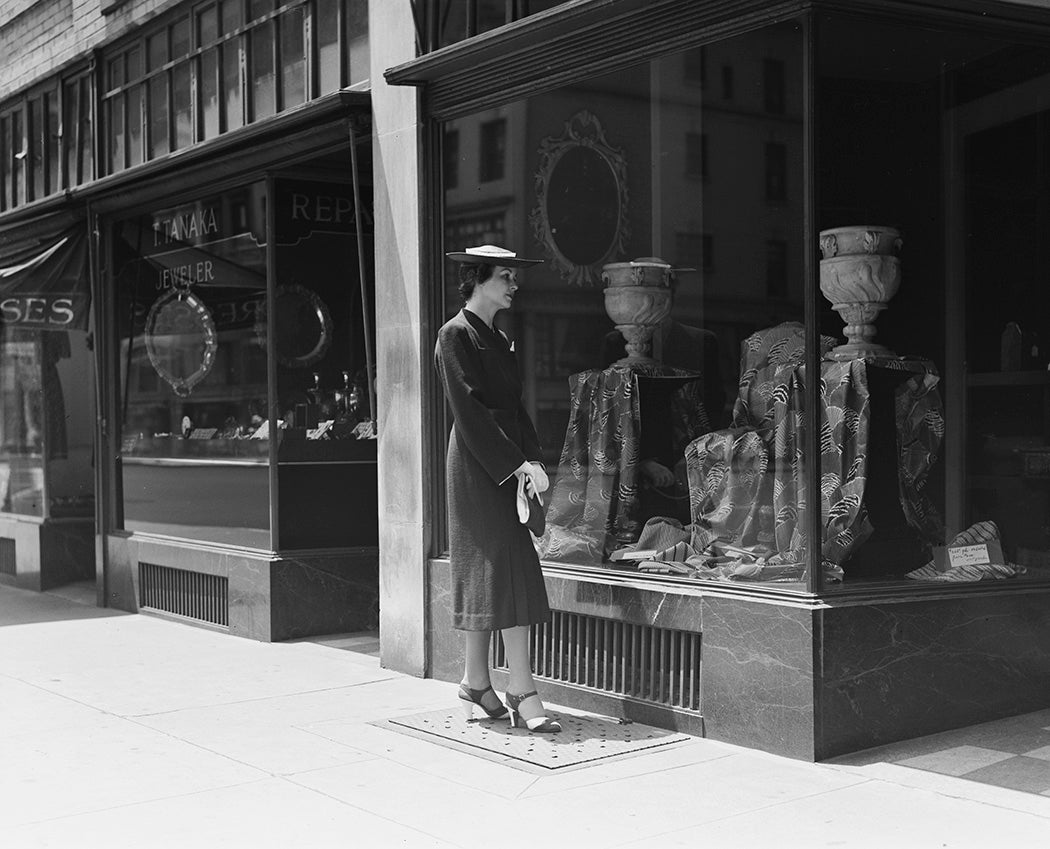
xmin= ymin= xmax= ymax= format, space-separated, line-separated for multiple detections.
xmin=0 ymin=219 xmax=90 ymax=332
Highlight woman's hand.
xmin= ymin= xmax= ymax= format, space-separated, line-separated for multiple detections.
xmin=513 ymin=461 xmax=547 ymax=498
xmin=528 ymin=461 xmax=549 ymax=494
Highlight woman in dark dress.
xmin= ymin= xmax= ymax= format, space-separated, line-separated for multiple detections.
xmin=435 ymin=244 xmax=560 ymax=733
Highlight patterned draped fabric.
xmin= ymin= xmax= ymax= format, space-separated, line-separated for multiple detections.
xmin=538 ymin=363 xmax=710 ymax=562
xmin=686 ymin=324 xmax=945 ymax=578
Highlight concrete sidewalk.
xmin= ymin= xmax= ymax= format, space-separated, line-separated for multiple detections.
xmin=2 ymin=583 xmax=1048 ymax=849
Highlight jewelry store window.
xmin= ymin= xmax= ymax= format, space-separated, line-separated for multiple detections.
xmin=815 ymin=13 xmax=1050 ymax=591
xmin=111 ymin=169 xmax=376 ymax=550
xmin=438 ymin=23 xmax=818 ymax=589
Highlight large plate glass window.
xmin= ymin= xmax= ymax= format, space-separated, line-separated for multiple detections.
xmin=439 ymin=24 xmax=811 ymax=588
xmin=113 ymin=183 xmax=270 ymax=548
xmin=0 ymin=226 xmax=94 ymax=521
xmin=271 ymin=175 xmax=377 ymax=549
xmin=815 ymin=15 xmax=1050 ymax=590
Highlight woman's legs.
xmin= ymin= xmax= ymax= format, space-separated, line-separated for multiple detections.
xmin=501 ymin=625 xmax=547 ymax=721
xmin=461 ymin=629 xmax=503 ymax=712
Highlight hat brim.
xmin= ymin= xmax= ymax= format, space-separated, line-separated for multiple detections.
xmin=445 ymin=251 xmax=543 ymax=267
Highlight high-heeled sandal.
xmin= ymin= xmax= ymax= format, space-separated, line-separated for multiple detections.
xmin=458 ymin=684 xmax=509 ymax=721
xmin=505 ymin=691 xmax=562 ymax=733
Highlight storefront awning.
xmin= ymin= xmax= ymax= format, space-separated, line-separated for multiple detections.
xmin=0 ymin=221 xmax=89 ymax=332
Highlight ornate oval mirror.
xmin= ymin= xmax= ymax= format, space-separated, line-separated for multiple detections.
xmin=530 ymin=111 xmax=629 ymax=286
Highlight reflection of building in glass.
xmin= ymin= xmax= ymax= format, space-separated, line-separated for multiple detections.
xmin=443 ymin=27 xmax=803 ymax=464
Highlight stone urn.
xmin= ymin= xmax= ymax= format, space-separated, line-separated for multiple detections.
xmin=602 ymin=257 xmax=675 ymax=364
xmin=818 ymin=226 xmax=902 ymax=361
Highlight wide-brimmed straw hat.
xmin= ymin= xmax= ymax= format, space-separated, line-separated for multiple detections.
xmin=445 ymin=244 xmax=543 ymax=267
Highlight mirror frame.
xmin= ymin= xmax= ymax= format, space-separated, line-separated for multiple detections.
xmin=530 ymin=110 xmax=630 ymax=286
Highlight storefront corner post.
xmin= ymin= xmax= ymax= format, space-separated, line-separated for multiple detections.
xmin=373 ymin=0 xmax=428 ymax=676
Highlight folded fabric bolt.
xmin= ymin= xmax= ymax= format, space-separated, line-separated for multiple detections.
xmin=906 ymin=520 xmax=1025 ymax=582
xmin=632 ymin=516 xmax=692 ymax=552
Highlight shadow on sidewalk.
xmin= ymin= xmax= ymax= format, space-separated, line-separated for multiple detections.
xmin=0 ymin=581 xmax=127 ymax=628
xmin=828 ymin=708 xmax=1050 ymax=796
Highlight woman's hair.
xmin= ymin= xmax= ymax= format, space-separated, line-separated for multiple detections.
xmin=457 ymin=262 xmax=494 ymax=302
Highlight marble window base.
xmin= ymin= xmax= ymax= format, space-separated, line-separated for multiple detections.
xmin=426 ymin=558 xmax=1050 ymax=761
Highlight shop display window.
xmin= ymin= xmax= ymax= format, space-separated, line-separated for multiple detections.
xmin=114 ymin=182 xmax=271 ymax=547
xmin=272 ymin=177 xmax=377 ymax=549
xmin=0 ymin=331 xmax=47 ymax=516
xmin=813 ymin=15 xmax=1050 ymax=589
xmin=440 ymin=25 xmax=813 ymax=588
xmin=434 ymin=11 xmax=1050 ymax=593
xmin=0 ymin=329 xmax=93 ymax=520
xmin=112 ymin=168 xmax=376 ymax=551
xmin=0 ymin=215 xmax=94 ymax=523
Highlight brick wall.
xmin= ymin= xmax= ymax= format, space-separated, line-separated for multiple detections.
xmin=0 ymin=0 xmax=183 ymax=99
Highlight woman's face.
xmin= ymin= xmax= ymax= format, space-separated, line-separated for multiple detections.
xmin=476 ymin=265 xmax=519 ymax=311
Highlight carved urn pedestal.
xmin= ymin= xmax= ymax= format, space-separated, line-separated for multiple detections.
xmin=818 ymin=226 xmax=902 ymax=361
xmin=602 ymin=258 xmax=676 ymax=364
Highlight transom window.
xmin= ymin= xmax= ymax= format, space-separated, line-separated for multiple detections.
xmin=101 ymin=0 xmax=369 ymax=175
xmin=0 ymin=71 xmax=93 ymax=213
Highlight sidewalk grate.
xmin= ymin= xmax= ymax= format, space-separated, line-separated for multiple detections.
xmin=379 ymin=708 xmax=691 ymax=770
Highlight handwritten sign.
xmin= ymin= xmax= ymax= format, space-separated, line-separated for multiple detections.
xmin=933 ymin=539 xmax=1004 ymax=572
xmin=948 ymin=543 xmax=992 ymax=568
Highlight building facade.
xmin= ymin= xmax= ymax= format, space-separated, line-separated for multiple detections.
xmin=0 ymin=0 xmax=382 ymax=641
xmin=4 ymin=0 xmax=1050 ymax=761
xmin=380 ymin=0 xmax=1050 ymax=761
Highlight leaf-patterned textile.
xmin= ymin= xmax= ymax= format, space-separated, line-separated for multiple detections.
xmin=538 ymin=364 xmax=710 ymax=562
xmin=686 ymin=322 xmax=944 ymax=578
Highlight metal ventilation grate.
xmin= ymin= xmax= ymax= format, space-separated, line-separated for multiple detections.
xmin=494 ymin=611 xmax=701 ymax=711
xmin=0 ymin=537 xmax=14 ymax=576
xmin=139 ymin=562 xmax=228 ymax=627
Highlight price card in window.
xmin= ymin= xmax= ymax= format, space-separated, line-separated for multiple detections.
xmin=948 ymin=543 xmax=992 ymax=568
xmin=933 ymin=539 xmax=1004 ymax=572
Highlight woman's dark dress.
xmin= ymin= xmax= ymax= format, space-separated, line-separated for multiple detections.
xmin=435 ymin=308 xmax=551 ymax=631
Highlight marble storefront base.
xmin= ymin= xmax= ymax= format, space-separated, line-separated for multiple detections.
xmin=0 ymin=516 xmax=94 ymax=592
xmin=424 ymin=558 xmax=1050 ymax=761
xmin=105 ymin=535 xmax=378 ymax=642
xmin=705 ymin=590 xmax=1050 ymax=759
xmin=818 ymin=591 xmax=1050 ymax=759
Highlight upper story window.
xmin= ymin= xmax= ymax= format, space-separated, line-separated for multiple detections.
xmin=444 ymin=129 xmax=460 ymax=189
xmin=102 ymin=0 xmax=369 ymax=176
xmin=764 ymin=58 xmax=786 ymax=114
xmin=722 ymin=65 xmax=734 ymax=100
xmin=0 ymin=71 xmax=93 ymax=213
xmin=431 ymin=0 xmax=570 ymax=50
xmin=684 ymin=47 xmax=706 ymax=86
xmin=686 ymin=132 xmax=707 ymax=178
xmin=765 ymin=141 xmax=787 ymax=201
xmin=479 ymin=118 xmax=506 ymax=182
xmin=676 ymin=231 xmax=713 ymax=271
xmin=766 ymin=238 xmax=787 ymax=296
